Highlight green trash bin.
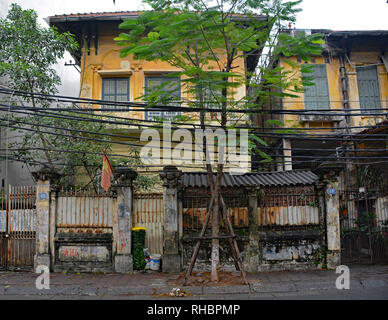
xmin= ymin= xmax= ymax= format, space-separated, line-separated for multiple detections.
xmin=132 ymin=227 xmax=146 ymax=270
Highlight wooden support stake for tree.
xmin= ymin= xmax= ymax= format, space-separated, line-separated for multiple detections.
xmin=219 ymin=200 xmax=240 ymax=271
xmin=220 ymin=194 xmax=248 ymax=285
xmin=183 ymin=191 xmax=249 ymax=286
xmin=183 ymin=193 xmax=215 ymax=285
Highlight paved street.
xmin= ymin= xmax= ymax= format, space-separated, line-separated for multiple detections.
xmin=0 ymin=265 xmax=387 ymax=300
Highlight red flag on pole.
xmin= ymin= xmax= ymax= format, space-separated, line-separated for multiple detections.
xmin=101 ymin=154 xmax=113 ymax=192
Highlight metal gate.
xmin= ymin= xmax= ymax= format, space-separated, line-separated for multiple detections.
xmin=340 ymin=190 xmax=388 ymax=264
xmin=133 ymin=193 xmax=164 ymax=254
xmin=0 ymin=185 xmax=36 ymax=270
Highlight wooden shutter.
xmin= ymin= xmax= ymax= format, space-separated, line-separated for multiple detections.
xmin=303 ymin=64 xmax=330 ymax=110
xmin=145 ymin=77 xmax=181 ymax=120
xmin=102 ymin=78 xmax=129 ymax=109
xmin=356 ymin=66 xmax=381 ymax=114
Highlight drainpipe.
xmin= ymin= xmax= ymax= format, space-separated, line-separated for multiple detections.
xmin=339 ymin=53 xmax=355 ymax=191
xmin=339 ymin=52 xmax=359 ymax=230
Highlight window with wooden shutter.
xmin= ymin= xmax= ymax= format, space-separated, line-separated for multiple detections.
xmin=302 ymin=64 xmax=330 ymax=110
xmin=145 ymin=76 xmax=181 ymax=120
xmin=198 ymin=86 xmax=223 ymax=120
xmin=102 ymin=78 xmax=129 ymax=109
xmin=356 ymin=66 xmax=381 ymax=114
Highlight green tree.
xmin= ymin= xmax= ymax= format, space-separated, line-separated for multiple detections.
xmin=116 ymin=0 xmax=322 ymax=281
xmin=0 ymin=3 xmax=111 ymax=191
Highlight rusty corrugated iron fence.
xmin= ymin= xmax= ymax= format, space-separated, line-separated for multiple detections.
xmin=183 ymin=186 xmax=319 ymax=229
xmin=56 ymin=190 xmax=115 ymax=234
xmin=183 ymin=188 xmax=249 ymax=229
xmin=257 ymin=186 xmax=319 ymax=227
xmin=133 ymin=193 xmax=164 ymax=254
xmin=0 ymin=185 xmax=36 ymax=270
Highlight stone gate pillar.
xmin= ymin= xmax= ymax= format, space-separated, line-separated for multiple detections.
xmin=323 ymin=172 xmax=341 ymax=269
xmin=113 ymin=167 xmax=137 ymax=273
xmin=245 ymin=187 xmax=260 ymax=271
xmin=316 ymin=180 xmax=327 ymax=268
xmin=159 ymin=166 xmax=182 ymax=273
xmin=32 ymin=169 xmax=60 ymax=272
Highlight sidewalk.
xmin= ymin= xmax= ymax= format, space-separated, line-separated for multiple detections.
xmin=0 ymin=265 xmax=387 ymax=299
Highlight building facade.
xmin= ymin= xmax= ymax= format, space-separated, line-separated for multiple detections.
xmin=48 ymin=11 xmax=267 ymax=176
xmin=256 ymin=29 xmax=388 ymax=176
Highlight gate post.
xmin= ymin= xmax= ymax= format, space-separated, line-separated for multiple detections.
xmin=316 ymin=181 xmax=327 ymax=268
xmin=159 ymin=166 xmax=182 ymax=273
xmin=113 ymin=167 xmax=137 ymax=273
xmin=32 ymin=169 xmax=59 ymax=272
xmin=323 ymin=172 xmax=341 ymax=269
xmin=245 ymin=186 xmax=260 ymax=271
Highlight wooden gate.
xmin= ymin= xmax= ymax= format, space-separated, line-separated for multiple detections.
xmin=0 ymin=186 xmax=36 ymax=270
xmin=133 ymin=193 xmax=164 ymax=254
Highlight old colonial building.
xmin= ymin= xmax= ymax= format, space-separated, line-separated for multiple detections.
xmin=256 ymin=29 xmax=388 ymax=175
xmin=255 ymin=29 xmax=388 ymax=264
xmin=47 ymin=11 xmax=268 ymax=175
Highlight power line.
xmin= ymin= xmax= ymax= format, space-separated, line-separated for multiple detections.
xmin=2 ymin=115 xmax=388 ymax=161
xmin=2 ymin=153 xmax=387 ymax=170
xmin=1 ymin=107 xmax=388 ymax=141
xmin=2 ymin=142 xmax=388 ymax=165
xmin=1 ymin=88 xmax=388 ymax=115
xmin=4 ymin=103 xmax=388 ymax=133
xmin=2 ymin=104 xmax=388 ymax=143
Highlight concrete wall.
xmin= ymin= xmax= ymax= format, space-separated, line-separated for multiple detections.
xmin=54 ymin=233 xmax=113 ymax=272
xmin=182 ymin=228 xmax=322 ymax=272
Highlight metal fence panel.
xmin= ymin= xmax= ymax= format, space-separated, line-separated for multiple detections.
xmin=340 ymin=190 xmax=388 ymax=264
xmin=56 ymin=191 xmax=115 ymax=234
xmin=133 ymin=193 xmax=164 ymax=254
xmin=257 ymin=186 xmax=319 ymax=227
xmin=183 ymin=189 xmax=249 ymax=230
xmin=0 ymin=186 xmax=36 ymax=270
xmin=376 ymin=196 xmax=388 ymax=228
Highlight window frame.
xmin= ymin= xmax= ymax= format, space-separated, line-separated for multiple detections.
xmin=302 ymin=63 xmax=331 ymax=111
xmin=144 ymin=75 xmax=181 ymax=121
xmin=356 ymin=65 xmax=382 ymax=115
xmin=101 ymin=77 xmax=130 ymax=110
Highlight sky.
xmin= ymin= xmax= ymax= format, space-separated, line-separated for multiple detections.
xmin=1 ymin=0 xmax=387 ymax=95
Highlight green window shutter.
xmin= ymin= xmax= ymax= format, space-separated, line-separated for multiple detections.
xmin=356 ymin=66 xmax=381 ymax=114
xmin=303 ymin=64 xmax=330 ymax=110
xmin=145 ymin=76 xmax=181 ymax=120
xmin=102 ymin=78 xmax=129 ymax=109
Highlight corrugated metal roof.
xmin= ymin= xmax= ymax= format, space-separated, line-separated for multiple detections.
xmin=47 ymin=11 xmax=267 ymax=23
xmin=47 ymin=11 xmax=142 ymax=23
xmin=182 ymin=170 xmax=318 ymax=188
xmin=51 ymin=11 xmax=142 ymax=18
xmin=357 ymin=120 xmax=388 ymax=135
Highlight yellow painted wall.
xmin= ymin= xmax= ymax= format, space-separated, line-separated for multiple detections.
xmin=280 ymin=53 xmax=388 ymax=133
xmin=80 ymin=23 xmax=246 ymax=119
xmin=78 ymin=22 xmax=249 ymax=173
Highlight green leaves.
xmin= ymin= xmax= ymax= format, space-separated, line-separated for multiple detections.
xmin=276 ymin=31 xmax=324 ymax=61
xmin=0 ymin=4 xmax=107 ymax=191
xmin=0 ymin=3 xmax=78 ymax=96
xmin=112 ymin=0 xmax=324 ymax=171
xmin=250 ymin=134 xmax=268 ymax=147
